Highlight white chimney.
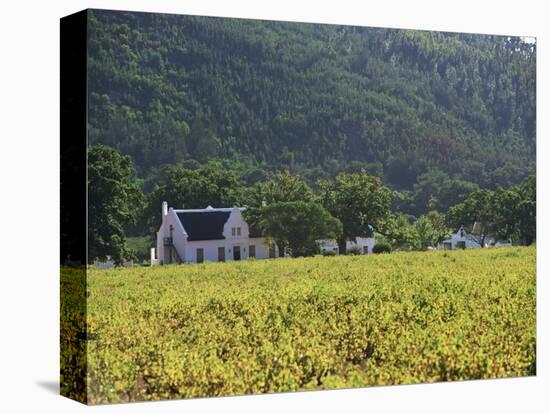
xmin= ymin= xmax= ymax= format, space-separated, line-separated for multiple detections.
xmin=162 ymin=201 xmax=168 ymax=217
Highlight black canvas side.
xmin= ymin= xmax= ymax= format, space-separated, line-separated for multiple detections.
xmin=60 ymin=9 xmax=88 ymax=405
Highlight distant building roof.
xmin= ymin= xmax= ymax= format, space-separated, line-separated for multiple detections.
xmin=174 ymin=206 xmax=264 ymax=241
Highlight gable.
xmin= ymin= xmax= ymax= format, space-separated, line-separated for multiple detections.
xmin=176 ymin=211 xmax=230 ymax=241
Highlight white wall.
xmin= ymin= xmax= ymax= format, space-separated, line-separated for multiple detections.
xmin=185 ymin=237 xmax=272 ymax=263
xmin=156 ymin=207 xmax=189 ymax=264
xmin=222 ymin=208 xmax=250 ymax=239
xmin=352 ymin=237 xmax=375 ymax=254
xmin=442 ymin=229 xmax=484 ymax=249
xmin=319 ymin=237 xmax=375 ymax=254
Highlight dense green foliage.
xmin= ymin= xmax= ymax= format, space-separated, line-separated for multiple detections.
xmin=126 ymin=236 xmax=152 ymax=264
xmin=88 ymin=145 xmax=144 ymax=264
xmin=246 ymin=170 xmax=317 ymax=207
xmin=378 ymin=210 xmax=450 ymax=251
xmin=89 ymin=142 xmax=535 ymax=260
xmin=66 ymin=247 xmax=535 ymax=403
xmin=87 ymin=10 xmax=535 ymax=196
xmin=143 ymin=162 xmax=244 ymax=235
xmin=447 ymin=175 xmax=536 ymax=246
xmin=399 ymin=169 xmax=481 ymax=217
xmin=372 ymin=243 xmax=392 ymax=254
xmin=255 ymin=201 xmax=342 ymax=257
xmin=319 ymin=170 xmax=391 ymax=253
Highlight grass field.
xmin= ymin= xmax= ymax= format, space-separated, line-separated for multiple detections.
xmin=61 ymin=246 xmax=536 ymax=404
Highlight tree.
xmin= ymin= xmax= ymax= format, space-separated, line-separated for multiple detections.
xmin=145 ymin=162 xmax=243 ymax=235
xmin=446 ymin=189 xmax=494 ymax=247
xmin=246 ymin=170 xmax=316 ymax=207
xmin=255 ymin=201 xmax=342 ymax=257
xmin=244 ymin=170 xmax=317 ymax=255
xmin=491 ymin=186 xmax=521 ymax=243
xmin=319 ymin=170 xmax=391 ymax=254
xmin=414 ymin=211 xmax=450 ymax=250
xmin=381 ymin=214 xmax=420 ymax=251
xmin=516 ymin=175 xmax=536 ymax=245
xmin=411 ymin=169 xmax=479 ymax=215
xmin=88 ymin=145 xmax=145 ymax=264
xmin=446 ymin=175 xmax=535 ymax=246
xmin=492 ymin=175 xmax=536 ymax=245
xmin=424 ymin=210 xmax=451 ymax=245
xmin=187 ymin=115 xmax=221 ymax=162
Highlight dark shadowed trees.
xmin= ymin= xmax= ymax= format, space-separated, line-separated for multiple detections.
xmin=88 ymin=145 xmax=145 ymax=264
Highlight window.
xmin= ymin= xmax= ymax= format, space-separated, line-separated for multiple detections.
xmin=196 ymin=248 xmax=204 ymax=263
xmin=363 ymin=246 xmax=369 ymax=254
xmin=443 ymin=242 xmax=452 ymax=250
xmin=237 ymin=227 xmax=241 ymax=236
xmin=218 ymin=247 xmax=225 ymax=262
xmin=249 ymin=245 xmax=256 ymax=258
xmin=231 ymin=227 xmax=236 ymax=236
xmin=456 ymin=241 xmax=466 ymax=250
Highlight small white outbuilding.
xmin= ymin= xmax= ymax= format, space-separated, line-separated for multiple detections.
xmin=440 ymin=225 xmax=488 ymax=249
xmin=318 ymin=236 xmax=375 ymax=255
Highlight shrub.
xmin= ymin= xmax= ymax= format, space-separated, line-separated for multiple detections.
xmin=347 ymin=245 xmax=362 ymax=255
xmin=373 ymin=243 xmax=392 ymax=254
xmin=322 ymin=249 xmax=337 ymax=256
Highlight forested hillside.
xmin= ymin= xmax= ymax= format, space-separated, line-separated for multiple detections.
xmin=87 ymin=9 xmax=536 ymax=206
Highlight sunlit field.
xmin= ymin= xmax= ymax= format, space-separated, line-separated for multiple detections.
xmin=61 ymin=246 xmax=536 ymax=404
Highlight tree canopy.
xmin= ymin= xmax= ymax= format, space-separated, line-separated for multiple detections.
xmin=144 ymin=162 xmax=244 ymax=235
xmin=255 ymin=201 xmax=342 ymax=257
xmin=88 ymin=145 xmax=145 ymax=264
xmin=319 ymin=170 xmax=391 ymax=253
xmin=446 ymin=176 xmax=535 ymax=247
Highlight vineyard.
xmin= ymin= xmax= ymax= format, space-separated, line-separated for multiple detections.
xmin=61 ymin=246 xmax=536 ymax=404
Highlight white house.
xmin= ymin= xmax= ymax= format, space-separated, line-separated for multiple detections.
xmin=151 ymin=202 xmax=277 ymax=265
xmin=440 ymin=225 xmax=490 ymax=250
xmin=318 ymin=236 xmax=375 ymax=255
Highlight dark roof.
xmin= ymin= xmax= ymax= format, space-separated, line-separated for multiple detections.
xmin=176 ymin=211 xmax=230 ymax=241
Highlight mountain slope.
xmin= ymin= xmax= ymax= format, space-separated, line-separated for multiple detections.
xmin=87 ymin=9 xmax=536 ymax=191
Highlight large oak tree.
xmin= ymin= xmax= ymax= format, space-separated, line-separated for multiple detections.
xmin=88 ymin=145 xmax=145 ymax=264
xmin=319 ymin=170 xmax=391 ymax=254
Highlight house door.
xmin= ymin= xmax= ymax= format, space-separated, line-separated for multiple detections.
xmin=233 ymin=245 xmax=241 ymax=260
xmin=196 ymin=248 xmax=204 ymax=263
xmin=218 ymin=247 xmax=225 ymax=262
